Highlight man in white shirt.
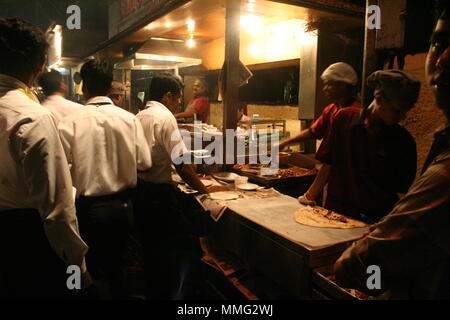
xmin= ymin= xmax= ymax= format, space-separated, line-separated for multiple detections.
xmin=135 ymin=73 xmax=210 ymax=299
xmin=0 ymin=17 xmax=89 ymax=299
xmin=58 ymin=59 xmax=152 ymax=299
xmin=38 ymin=69 xmax=82 ymax=123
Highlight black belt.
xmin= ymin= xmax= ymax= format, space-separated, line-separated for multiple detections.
xmin=77 ymin=189 xmax=132 ymax=204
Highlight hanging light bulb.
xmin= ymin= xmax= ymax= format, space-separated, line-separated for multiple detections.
xmin=187 ymin=19 xmax=195 ymax=33
xmin=187 ymin=36 xmax=195 ymax=48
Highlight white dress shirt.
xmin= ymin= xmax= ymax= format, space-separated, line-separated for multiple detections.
xmin=42 ymin=94 xmax=82 ymax=123
xmin=0 ymin=74 xmax=88 ymax=271
xmin=58 ymin=96 xmax=152 ymax=198
xmin=137 ymin=100 xmax=189 ymax=184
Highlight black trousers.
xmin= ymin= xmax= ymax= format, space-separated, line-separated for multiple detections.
xmin=75 ymin=190 xmax=132 ymax=299
xmin=133 ymin=180 xmax=202 ymax=300
xmin=0 ymin=209 xmax=70 ymax=299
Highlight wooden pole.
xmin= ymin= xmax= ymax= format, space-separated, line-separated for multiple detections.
xmin=361 ymin=0 xmax=379 ymax=107
xmin=223 ymin=0 xmax=241 ymax=164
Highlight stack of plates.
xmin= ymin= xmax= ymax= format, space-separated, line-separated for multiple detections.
xmin=212 ymin=172 xmax=240 ymax=182
xmin=236 ymin=183 xmax=259 ymax=191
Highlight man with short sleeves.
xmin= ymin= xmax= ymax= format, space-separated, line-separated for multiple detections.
xmin=0 ymin=17 xmax=89 ymax=299
xmin=58 ymin=59 xmax=152 ymax=299
xmin=38 ymin=69 xmax=81 ymax=123
xmin=278 ymin=62 xmax=361 ymax=204
xmin=136 ymin=73 xmax=209 ymax=299
xmin=315 ymin=70 xmax=419 ymax=223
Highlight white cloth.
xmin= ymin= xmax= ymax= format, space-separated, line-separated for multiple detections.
xmin=58 ymin=96 xmax=152 ymax=197
xmin=137 ymin=100 xmax=189 ymax=184
xmin=321 ymin=62 xmax=358 ymax=85
xmin=0 ymin=74 xmax=88 ymax=271
xmin=42 ymin=94 xmax=82 ymax=123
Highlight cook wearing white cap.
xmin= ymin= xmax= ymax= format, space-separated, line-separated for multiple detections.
xmin=309 ymin=69 xmax=420 ymax=223
xmin=279 ymin=62 xmax=361 ymax=204
xmin=321 ymin=62 xmax=358 ymax=85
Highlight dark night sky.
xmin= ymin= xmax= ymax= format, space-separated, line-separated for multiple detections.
xmin=0 ymin=0 xmax=110 ymax=58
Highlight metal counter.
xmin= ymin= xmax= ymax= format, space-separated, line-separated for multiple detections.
xmin=207 ymin=195 xmax=368 ymax=298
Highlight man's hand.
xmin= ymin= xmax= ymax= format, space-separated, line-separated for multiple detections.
xmin=298 ymin=193 xmax=316 ymax=206
xmin=207 ymin=185 xmax=230 ymax=193
xmin=358 ymin=224 xmax=378 ymax=240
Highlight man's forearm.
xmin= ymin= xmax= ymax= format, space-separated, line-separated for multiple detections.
xmin=175 ymin=110 xmax=196 ymax=119
xmin=279 ymin=129 xmax=312 ymax=148
xmin=176 ymin=163 xmax=209 ymax=194
xmin=305 ymin=163 xmax=330 ymax=201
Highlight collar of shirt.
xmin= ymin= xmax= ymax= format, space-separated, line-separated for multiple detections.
xmin=45 ymin=94 xmax=66 ymax=103
xmin=0 ymin=74 xmax=39 ymax=103
xmin=422 ymin=125 xmax=450 ymax=174
xmin=85 ymin=96 xmax=114 ymax=106
xmin=432 ymin=125 xmax=450 ymax=158
xmin=351 ymin=108 xmax=367 ymax=127
xmin=145 ymin=100 xmax=172 ymax=113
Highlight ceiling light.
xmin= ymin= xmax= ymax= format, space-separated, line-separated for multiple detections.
xmin=240 ymin=15 xmax=263 ymax=34
xmin=187 ymin=20 xmax=195 ymax=32
xmin=151 ymin=37 xmax=184 ymax=43
xmin=187 ymin=38 xmax=196 ymax=48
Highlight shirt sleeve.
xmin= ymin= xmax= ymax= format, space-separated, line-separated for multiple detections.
xmin=194 ymin=97 xmax=209 ymax=115
xmin=134 ymin=118 xmax=152 ymax=171
xmin=309 ymin=105 xmax=331 ymax=139
xmin=334 ymin=158 xmax=450 ymax=294
xmin=13 ymin=115 xmax=88 ymax=272
xmin=160 ymin=116 xmax=189 ymax=163
xmin=315 ymin=112 xmax=341 ymax=164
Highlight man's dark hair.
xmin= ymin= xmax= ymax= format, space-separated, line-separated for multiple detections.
xmin=38 ymin=70 xmax=62 ymax=96
xmin=80 ymin=59 xmax=113 ymax=96
xmin=147 ymin=73 xmax=183 ymax=102
xmin=0 ymin=17 xmax=48 ymax=79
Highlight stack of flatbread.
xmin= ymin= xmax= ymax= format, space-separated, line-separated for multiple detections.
xmin=294 ymin=206 xmax=367 ymax=229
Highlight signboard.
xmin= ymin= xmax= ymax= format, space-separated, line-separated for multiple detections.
xmin=120 ymin=0 xmax=165 ymax=20
xmin=109 ymin=0 xmax=187 ymax=39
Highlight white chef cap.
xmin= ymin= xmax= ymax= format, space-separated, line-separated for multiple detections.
xmin=321 ymin=62 xmax=358 ymax=86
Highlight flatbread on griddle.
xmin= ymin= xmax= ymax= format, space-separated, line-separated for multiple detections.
xmin=294 ymin=206 xmax=368 ymax=229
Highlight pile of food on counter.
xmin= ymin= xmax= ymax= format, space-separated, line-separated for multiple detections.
xmin=232 ymin=163 xmax=317 ymax=179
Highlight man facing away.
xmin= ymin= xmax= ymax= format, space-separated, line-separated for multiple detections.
xmin=0 ymin=17 xmax=89 ymax=299
xmin=57 ymin=59 xmax=151 ymax=299
xmin=334 ymin=0 xmax=450 ymax=299
xmin=38 ymin=69 xmax=82 ymax=123
xmin=135 ymin=73 xmax=212 ymax=299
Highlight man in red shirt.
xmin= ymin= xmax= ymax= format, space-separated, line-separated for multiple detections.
xmin=175 ymin=79 xmax=209 ymax=123
xmin=279 ymin=62 xmax=360 ymax=203
xmin=314 ymin=70 xmax=420 ymax=223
